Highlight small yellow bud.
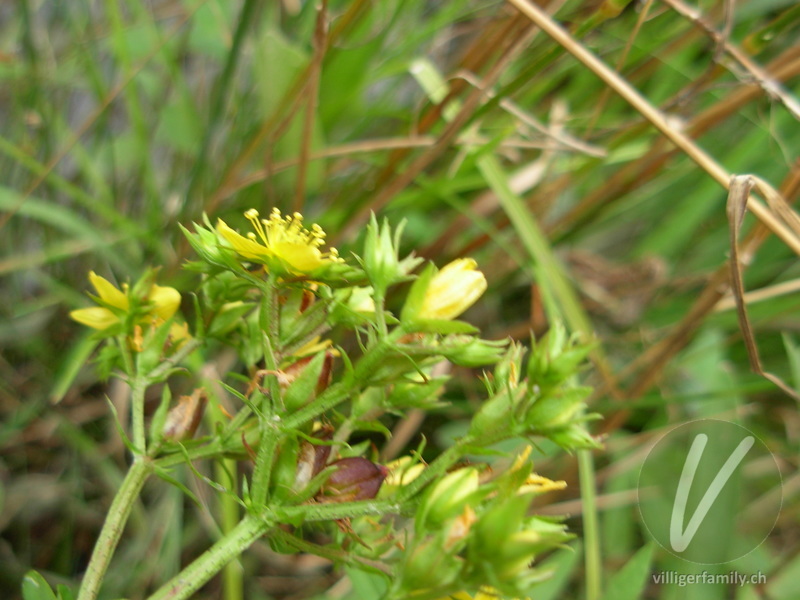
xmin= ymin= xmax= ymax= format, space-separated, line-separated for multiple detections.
xmin=148 ymin=284 xmax=182 ymax=321
xmin=418 ymin=259 xmax=487 ymax=321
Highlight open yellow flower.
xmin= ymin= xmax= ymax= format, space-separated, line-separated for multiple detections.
xmin=216 ymin=208 xmax=343 ymax=275
xmin=70 ymin=272 xmax=181 ymax=331
xmin=418 ymin=258 xmax=487 ymax=321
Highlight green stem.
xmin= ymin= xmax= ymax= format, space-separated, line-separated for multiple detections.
xmin=283 ymin=328 xmax=405 ymax=430
xmin=77 ymin=457 xmax=153 ymax=600
xmin=373 ymin=287 xmax=388 ymax=337
xmin=249 ymin=425 xmax=279 ymax=507
xmin=217 ymin=459 xmax=243 ymax=600
xmin=148 ymin=337 xmax=203 ymax=381
xmin=131 ymin=376 xmax=147 ymax=454
xmin=116 ymin=335 xmax=135 ymax=377
xmin=250 ymin=283 xmax=282 ymax=504
xmin=147 ymin=514 xmax=273 ymax=600
xmin=578 ymin=449 xmax=602 ymax=600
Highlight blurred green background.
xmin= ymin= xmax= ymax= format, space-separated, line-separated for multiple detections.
xmin=2 ymin=0 xmax=799 ymax=598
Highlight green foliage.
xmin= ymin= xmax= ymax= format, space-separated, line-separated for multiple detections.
xmin=3 ymin=0 xmax=798 ymax=598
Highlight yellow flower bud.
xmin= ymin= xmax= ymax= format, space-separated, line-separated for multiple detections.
xmin=148 ymin=283 xmax=182 ymax=321
xmin=418 ymin=258 xmax=487 ymax=321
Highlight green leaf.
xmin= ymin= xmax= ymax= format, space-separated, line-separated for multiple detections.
xmin=153 ymin=464 xmax=202 ymax=508
xmin=55 ymin=584 xmax=75 ymax=600
xmin=22 ymin=571 xmax=57 ymax=600
xmin=601 ymin=543 xmax=655 ymax=600
xmin=50 ymin=333 xmax=99 ymax=403
xmin=346 ymin=565 xmax=389 ymax=599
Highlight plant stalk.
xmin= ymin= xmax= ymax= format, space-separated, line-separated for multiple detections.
xmin=147 ymin=514 xmax=273 ymax=600
xmin=578 ymin=449 xmax=602 ymax=600
xmin=77 ymin=457 xmax=153 ymax=600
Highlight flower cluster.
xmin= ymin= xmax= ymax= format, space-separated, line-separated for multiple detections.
xmin=66 ymin=207 xmax=599 ymax=600
xmin=393 ymin=446 xmax=571 ymax=598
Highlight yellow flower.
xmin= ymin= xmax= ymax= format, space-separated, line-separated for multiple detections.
xmin=70 ymin=272 xmax=181 ymax=331
xmin=512 ymin=447 xmax=567 ymax=495
xmin=418 ymin=258 xmax=487 ymax=320
xmin=216 ymin=208 xmax=343 ymax=275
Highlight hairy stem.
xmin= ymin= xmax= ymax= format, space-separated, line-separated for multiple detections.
xmin=76 ymin=457 xmax=153 ymax=600
xmin=147 ymin=514 xmax=273 ymax=600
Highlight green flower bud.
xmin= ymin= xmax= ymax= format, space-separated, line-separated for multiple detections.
xmin=546 ymin=423 xmax=601 ymax=451
xmin=490 ymin=343 xmax=526 ymax=394
xmin=363 ymin=214 xmax=422 ymax=294
xmin=527 ymin=322 xmax=594 ymax=390
xmin=525 ymin=386 xmax=591 ymax=430
xmin=399 ymin=539 xmax=463 ymax=593
xmin=417 ymin=467 xmax=480 ymax=531
xmin=470 ymin=495 xmax=572 ymax=586
xmin=180 ymin=215 xmax=242 ymax=272
xmin=468 ymin=390 xmax=516 ymax=439
xmin=440 ymin=336 xmax=509 ymax=367
xmin=385 ymin=377 xmax=447 ymax=410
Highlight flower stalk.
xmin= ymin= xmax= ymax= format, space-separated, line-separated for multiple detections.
xmin=146 ymin=514 xmax=274 ymax=600
xmin=76 ymin=457 xmax=153 ymax=600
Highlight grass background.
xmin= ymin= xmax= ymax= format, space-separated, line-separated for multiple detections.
xmin=2 ymin=0 xmax=799 ymax=598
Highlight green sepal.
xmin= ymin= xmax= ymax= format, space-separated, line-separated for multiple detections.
xmin=524 ymin=386 xmax=592 ymax=430
xmin=148 ymin=384 xmax=173 ymax=450
xmin=400 ymin=262 xmax=435 ymax=323
xmin=269 ymin=435 xmax=301 ymax=504
xmin=284 ymin=351 xmax=328 ymax=412
xmin=207 ymin=301 xmax=253 ymax=338
xmin=408 ymin=318 xmax=479 ymax=335
xmin=135 ymin=316 xmax=175 ymax=377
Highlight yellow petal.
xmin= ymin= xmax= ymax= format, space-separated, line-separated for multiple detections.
xmin=89 ymin=271 xmax=129 ymax=310
xmin=270 ymin=241 xmax=325 ymax=273
xmin=168 ymin=322 xmax=191 ymax=349
xmin=518 ymin=473 xmax=567 ymax=495
xmin=217 ymin=219 xmax=271 ymax=261
xmin=418 ymin=258 xmax=487 ymax=320
xmin=292 ymin=336 xmax=337 ymax=357
xmin=148 ymin=284 xmax=181 ymax=320
xmin=70 ymin=307 xmax=120 ymax=330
